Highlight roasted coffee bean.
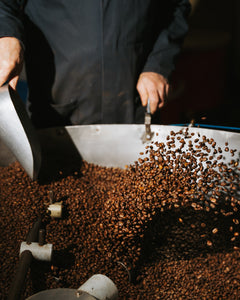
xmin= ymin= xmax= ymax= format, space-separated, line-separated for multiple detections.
xmin=0 ymin=130 xmax=239 ymax=299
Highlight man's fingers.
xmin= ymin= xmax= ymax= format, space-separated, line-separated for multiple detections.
xmin=9 ymin=76 xmax=19 ymax=91
xmin=157 ymin=86 xmax=165 ymax=108
xmin=164 ymin=84 xmax=170 ymax=101
xmin=0 ymin=67 xmax=11 ymax=87
xmin=148 ymin=89 xmax=159 ymax=113
xmin=157 ymin=82 xmax=170 ymax=109
xmin=0 ymin=76 xmax=7 ymax=88
xmin=137 ymin=72 xmax=170 ymax=113
xmin=0 ymin=71 xmax=19 ymax=90
xmin=0 ymin=37 xmax=24 ymax=89
xmin=137 ymin=81 xmax=148 ymax=107
xmin=158 ymin=87 xmax=167 ymax=108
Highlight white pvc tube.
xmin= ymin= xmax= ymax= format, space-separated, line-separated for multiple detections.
xmin=20 ymin=242 xmax=53 ymax=262
xmin=77 ymin=274 xmax=118 ymax=300
xmin=47 ymin=202 xmax=62 ymax=218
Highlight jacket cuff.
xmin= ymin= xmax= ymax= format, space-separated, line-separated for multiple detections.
xmin=142 ymin=45 xmax=181 ymax=80
xmin=0 ymin=16 xmax=25 ymax=47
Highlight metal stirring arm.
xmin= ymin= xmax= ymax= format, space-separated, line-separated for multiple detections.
xmin=0 ymin=84 xmax=41 ymax=180
xmin=8 ymin=217 xmax=42 ymax=300
xmin=141 ymin=98 xmax=153 ymax=143
xmin=145 ymin=98 xmax=152 ymax=140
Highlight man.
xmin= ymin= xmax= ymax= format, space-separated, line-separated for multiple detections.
xmin=0 ymin=0 xmax=191 ymax=128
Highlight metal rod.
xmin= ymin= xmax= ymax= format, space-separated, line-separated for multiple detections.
xmin=7 ymin=250 xmax=33 ymax=300
xmin=145 ymin=98 xmax=152 ymax=141
xmin=38 ymin=229 xmax=45 ymax=246
xmin=26 ymin=216 xmax=42 ymax=244
xmin=8 ymin=217 xmax=42 ymax=299
xmin=146 ymin=98 xmax=151 ymax=114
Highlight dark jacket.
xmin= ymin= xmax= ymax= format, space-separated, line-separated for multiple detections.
xmin=0 ymin=0 xmax=191 ymax=127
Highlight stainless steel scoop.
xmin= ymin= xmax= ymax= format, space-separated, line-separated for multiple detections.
xmin=0 ymin=84 xmax=41 ymax=180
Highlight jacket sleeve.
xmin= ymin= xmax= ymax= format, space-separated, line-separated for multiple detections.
xmin=0 ymin=1 xmax=25 ymax=44
xmin=142 ymin=0 xmax=191 ymax=80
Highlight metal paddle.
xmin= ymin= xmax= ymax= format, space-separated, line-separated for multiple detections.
xmin=0 ymin=84 xmax=41 ymax=180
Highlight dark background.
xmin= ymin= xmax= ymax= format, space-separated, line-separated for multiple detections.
xmin=161 ymin=0 xmax=240 ymax=129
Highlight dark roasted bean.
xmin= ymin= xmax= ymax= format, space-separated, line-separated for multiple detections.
xmin=0 ymin=130 xmax=239 ymax=299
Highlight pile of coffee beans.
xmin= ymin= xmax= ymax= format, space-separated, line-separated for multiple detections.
xmin=0 ymin=128 xmax=239 ymax=299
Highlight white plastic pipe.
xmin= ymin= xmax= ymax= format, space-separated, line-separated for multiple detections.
xmin=47 ymin=202 xmax=62 ymax=218
xmin=20 ymin=242 xmax=53 ymax=261
xmin=77 ymin=274 xmax=118 ymax=300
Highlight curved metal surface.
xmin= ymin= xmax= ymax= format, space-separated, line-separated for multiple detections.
xmin=26 ymin=288 xmax=95 ymax=300
xmin=38 ymin=124 xmax=240 ymax=167
xmin=0 ymin=84 xmax=41 ymax=179
xmin=0 ymin=124 xmax=239 ymax=179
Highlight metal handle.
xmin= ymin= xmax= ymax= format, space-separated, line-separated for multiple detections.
xmin=145 ymin=98 xmax=151 ymax=140
xmin=146 ymin=98 xmax=151 ymax=114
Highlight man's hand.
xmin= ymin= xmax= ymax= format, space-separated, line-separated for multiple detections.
xmin=0 ymin=37 xmax=24 ymax=90
xmin=137 ymin=72 xmax=170 ymax=114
